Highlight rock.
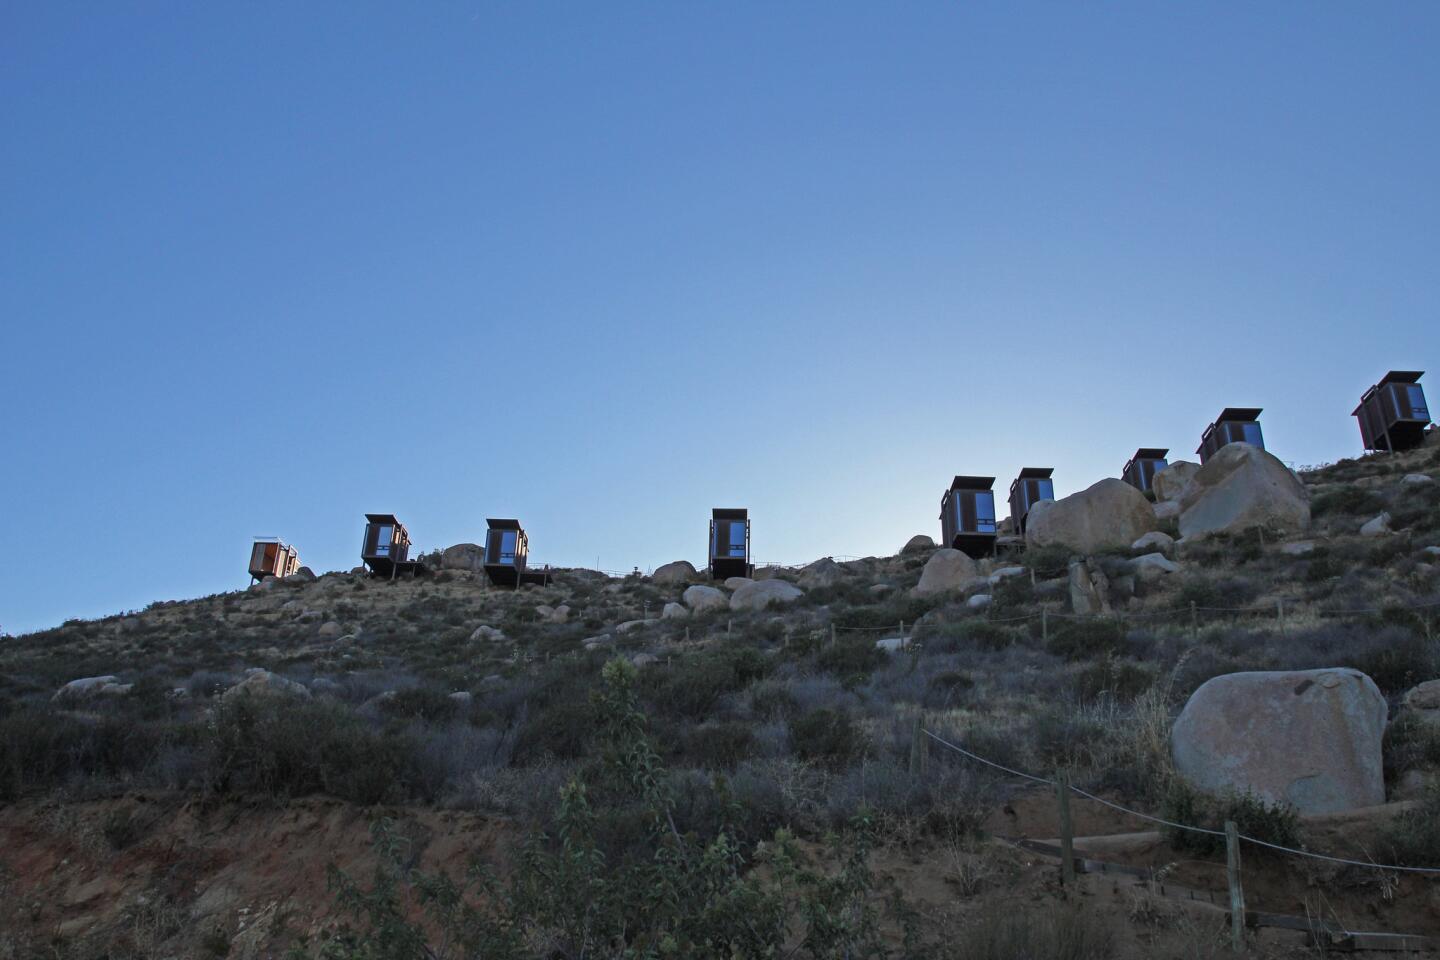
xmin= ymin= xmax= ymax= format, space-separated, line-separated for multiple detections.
xmin=1068 ymin=559 xmax=1111 ymax=616
xmin=730 ymin=579 xmax=804 ymax=611
xmin=1132 ymin=531 xmax=1174 ymax=552
xmin=548 ymin=604 xmax=571 ymax=623
xmin=250 ymin=577 xmax=282 ymax=593
xmin=798 ymin=557 xmax=841 ymax=588
xmin=221 ymin=669 xmax=311 ymax=702
xmin=1153 ymin=461 xmax=1201 ymax=503
xmin=1025 ymin=478 xmax=1158 ymax=553
xmin=1360 ymin=512 xmax=1392 ymax=538
xmin=661 ymin=602 xmax=689 ymax=619
xmin=630 ymin=653 xmax=659 ymax=667
xmin=582 ymin=634 xmax=613 ymax=650
xmin=1403 ymin=679 xmax=1440 ymax=717
xmin=1171 ymin=668 xmax=1386 ymax=814
xmin=317 ymin=621 xmax=343 ymax=638
xmin=868 ymin=583 xmax=894 ymax=595
xmin=1426 ymin=546 xmax=1440 ymax=558
xmin=751 ymin=566 xmax=787 ymax=581
xmin=441 ymin=543 xmax=486 ymax=572
xmin=616 ymin=620 xmax=649 ymax=634
xmin=913 ymin=549 xmax=981 ymax=596
xmin=1280 ymin=540 xmax=1317 ymax=556
xmin=1132 ymin=553 xmax=1179 ymax=580
xmin=683 ymin=584 xmax=729 ymax=613
xmin=875 ymin=636 xmax=907 ymax=653
xmin=723 ymin=576 xmax=754 ymax=591
xmin=1153 ymin=500 xmax=1181 ymax=521
xmin=1178 ymin=444 xmax=1310 ymax=539
xmin=470 ymin=625 xmax=506 ymax=643
xmin=52 ymin=675 xmax=130 ymax=702
xmin=652 ymin=560 xmax=698 ymax=584
xmin=1402 ymin=474 xmax=1434 ymax=485
xmin=901 ymin=534 xmax=936 ymax=554
xmin=987 ymin=566 xmax=1027 ymax=585
xmin=448 ymin=691 xmax=473 ymax=706
xmin=285 ymin=566 xmax=317 ymax=584
xmin=1394 ymin=769 xmax=1435 ymax=802
xmin=966 ymin=594 xmax=992 ymax=610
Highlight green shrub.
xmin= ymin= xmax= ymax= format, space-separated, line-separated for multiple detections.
xmin=377 ymin=687 xmax=460 ymax=724
xmin=956 ymin=904 xmax=1115 ymax=960
xmin=789 ymin=708 xmax=866 ymax=769
xmin=643 ymin=646 xmax=770 ymax=719
xmin=1177 ymin=573 xmax=1259 ymax=611
xmin=1311 ymin=486 xmax=1387 ymax=518
xmin=929 ymin=620 xmax=1018 ymax=653
xmin=1072 ymin=658 xmax=1155 ymax=703
xmin=1045 ymin=618 xmax=1124 ymax=661
xmin=1024 ymin=545 xmax=1073 ymax=579
xmin=680 ymin=722 xmax=755 ymax=769
xmin=815 ymin=637 xmax=888 ymax=686
xmin=1384 ymin=784 xmax=1440 ymax=866
xmin=1160 ymin=780 xmax=1301 ymax=856
xmin=0 ymin=706 xmax=164 ymax=800
xmin=1383 ymin=712 xmax=1440 ymax=786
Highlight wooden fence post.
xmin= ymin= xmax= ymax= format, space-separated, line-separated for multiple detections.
xmin=1057 ymin=771 xmax=1075 ymax=885
xmin=1041 ymin=607 xmax=1049 ymax=645
xmin=830 ymin=623 xmax=837 ymax=648
xmin=1277 ymin=599 xmax=1285 ymax=636
xmin=1190 ymin=601 xmax=1198 ymax=640
xmin=1225 ymin=819 xmax=1245 ymax=953
xmin=909 ymin=715 xmax=927 ymax=777
xmin=899 ymin=620 xmax=906 ymax=648
xmin=728 ymin=619 xmax=732 ymax=636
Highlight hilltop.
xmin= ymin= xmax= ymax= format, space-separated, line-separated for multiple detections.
xmin=3 ymin=436 xmax=1440 ymax=959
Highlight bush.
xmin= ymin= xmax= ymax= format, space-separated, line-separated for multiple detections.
xmin=956 ymin=905 xmax=1115 ymax=960
xmin=643 ymin=646 xmax=770 ymax=719
xmin=377 ymin=686 xmax=460 ymax=724
xmin=680 ymin=722 xmax=755 ymax=769
xmin=1024 ymin=545 xmax=1073 ymax=579
xmin=1383 ymin=783 xmax=1440 ymax=866
xmin=1072 ymin=658 xmax=1155 ymax=703
xmin=789 ymin=708 xmax=866 ymax=769
xmin=815 ymin=637 xmax=888 ymax=686
xmin=1160 ymin=780 xmax=1301 ymax=857
xmin=1311 ymin=486 xmax=1387 ymax=518
xmin=927 ymin=620 xmax=1018 ymax=654
xmin=0 ymin=706 xmax=165 ymax=800
xmin=1178 ymin=573 xmax=1259 ymax=611
xmin=1046 ymin=618 xmax=1124 ymax=661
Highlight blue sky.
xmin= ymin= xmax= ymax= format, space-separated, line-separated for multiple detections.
xmin=3 ymin=3 xmax=1437 ymax=634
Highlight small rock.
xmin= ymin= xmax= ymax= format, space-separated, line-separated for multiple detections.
xmin=52 ymin=676 xmax=130 ymax=702
xmin=284 ymin=567 xmax=317 ymax=584
xmin=1068 ymin=559 xmax=1111 ymax=616
xmin=798 ymin=557 xmax=841 ymax=588
xmin=683 ymin=584 xmax=729 ymax=613
xmin=1403 ymin=679 xmax=1440 ymax=714
xmin=868 ymin=583 xmax=894 ymax=595
xmin=913 ymin=549 xmax=981 ymax=596
xmin=448 ymin=691 xmax=473 ymax=706
xmin=1424 ymin=546 xmax=1440 ymax=558
xmin=317 ymin=621 xmax=343 ymax=638
xmin=723 ymin=576 xmax=754 ymax=591
xmin=616 ymin=619 xmax=649 ymax=634
xmin=221 ymin=669 xmax=311 ymax=702
xmin=730 ymin=579 xmax=804 ymax=611
xmin=1359 ymin=512 xmax=1392 ymax=538
xmin=1132 ymin=553 xmax=1180 ymax=580
xmin=966 ymin=594 xmax=992 ymax=610
xmin=1280 ymin=540 xmax=1317 ymax=556
xmin=652 ymin=560 xmax=698 ymax=584
xmin=1153 ymin=461 xmax=1201 ymax=503
xmin=630 ymin=653 xmax=660 ymax=667
xmin=901 ymin=534 xmax=935 ymax=554
xmin=661 ymin=602 xmax=689 ymax=619
xmin=470 ymin=625 xmax=507 ymax=643
xmin=1153 ymin=500 xmax=1181 ymax=521
xmin=987 ymin=566 xmax=1027 ymax=585
xmin=582 ymin=634 xmax=613 ymax=650
xmin=1132 ymin=531 xmax=1175 ymax=552
xmin=875 ymin=636 xmax=907 ymax=653
xmin=1402 ymin=474 xmax=1434 ymax=485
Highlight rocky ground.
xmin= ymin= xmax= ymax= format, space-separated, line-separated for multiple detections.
xmin=2 ymin=435 xmax=1440 ymax=958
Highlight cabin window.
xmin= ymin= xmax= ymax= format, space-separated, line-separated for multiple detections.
xmin=1035 ymin=479 xmax=1054 ymax=502
xmin=498 ymin=530 xmax=517 ymax=563
xmin=974 ymin=492 xmax=996 ymax=533
xmin=728 ymin=522 xmax=746 ymax=557
xmin=375 ymin=525 xmax=392 ymax=556
xmin=1241 ymin=422 xmax=1262 ymax=446
xmin=1407 ymin=385 xmax=1429 ymax=420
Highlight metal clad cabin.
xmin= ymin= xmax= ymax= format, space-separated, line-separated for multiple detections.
xmin=248 ymin=537 xmax=299 ymax=583
xmin=1354 ymin=371 xmax=1430 ymax=453
xmin=709 ymin=508 xmax=752 ymax=580
xmin=1122 ymin=448 xmax=1170 ymax=493
xmin=940 ymin=476 xmax=998 ymax=559
xmin=361 ymin=513 xmax=424 ymax=579
xmin=1197 ymin=408 xmax=1263 ymax=463
xmin=483 ymin=519 xmax=529 ymax=586
xmin=1007 ymin=468 xmax=1054 ymax=535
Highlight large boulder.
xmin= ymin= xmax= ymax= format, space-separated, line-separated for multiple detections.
xmin=1171 ymin=668 xmax=1385 ymax=814
xmin=221 ymin=669 xmax=312 ymax=703
xmin=912 ymin=548 xmax=980 ymax=596
xmin=901 ymin=535 xmax=936 ymax=554
xmin=798 ymin=557 xmax=841 ymax=588
xmin=682 ymin=584 xmax=729 ymax=613
xmin=652 ymin=560 xmax=698 ymax=585
xmin=1153 ymin=461 xmax=1201 ymax=503
xmin=730 ymin=579 xmax=804 ymax=611
xmin=52 ymin=675 xmax=131 ymax=702
xmin=441 ymin=543 xmax=486 ymax=572
xmin=1025 ymin=478 xmax=1158 ymax=553
xmin=1068 ymin=559 xmax=1110 ymax=616
xmin=1177 ymin=444 xmax=1310 ymax=539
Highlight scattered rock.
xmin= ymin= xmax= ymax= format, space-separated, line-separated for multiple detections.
xmin=652 ymin=560 xmax=698 ymax=584
xmin=723 ymin=576 xmax=754 ymax=591
xmin=1359 ymin=512 xmax=1392 ymax=538
xmin=1402 ymin=474 xmax=1434 ymax=485
xmin=1132 ymin=553 xmax=1179 ymax=580
xmin=52 ymin=675 xmax=131 ymax=702
xmin=1280 ymin=540 xmax=1317 ymax=556
xmin=868 ymin=583 xmax=894 ymax=596
xmin=966 ymin=594 xmax=992 ymax=610
xmin=1153 ymin=500 xmax=1181 ymax=521
xmin=1403 ymin=680 xmax=1440 ymax=724
xmin=730 ymin=579 xmax=804 ymax=611
xmin=901 ymin=534 xmax=936 ymax=554
xmin=630 ymin=653 xmax=659 ymax=667
xmin=1153 ymin=461 xmax=1201 ymax=503
xmin=1132 ymin=531 xmax=1174 ymax=552
xmin=441 ymin=543 xmax=486 ymax=572
xmin=616 ymin=620 xmax=649 ymax=634
xmin=1178 ymin=444 xmax=1311 ymax=539
xmin=548 ymin=604 xmax=571 ymax=624
xmin=913 ymin=548 xmax=981 ymax=596
xmin=661 ymin=602 xmax=689 ymax=619
xmin=1068 ymin=559 xmax=1111 ymax=616
xmin=582 ymin=634 xmax=613 ymax=650
xmin=751 ymin=566 xmax=787 ymax=581
xmin=875 ymin=636 xmax=908 ymax=653
xmin=1425 ymin=546 xmax=1440 ymax=558
xmin=1025 ymin=478 xmax=1158 ymax=553
xmin=1171 ymin=668 xmax=1386 ymax=814
xmin=285 ymin=567 xmax=317 ymax=584
xmin=683 ymin=584 xmax=729 ymax=613
xmin=221 ymin=669 xmax=312 ymax=702
xmin=798 ymin=557 xmax=841 ymax=588
xmin=987 ymin=566 xmax=1027 ymax=585
xmin=317 ymin=621 xmax=343 ymax=638
xmin=470 ymin=625 xmax=506 ymax=643
xmin=448 ymin=691 xmax=473 ymax=706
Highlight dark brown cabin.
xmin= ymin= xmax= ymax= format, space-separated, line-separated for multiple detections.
xmin=1007 ymin=468 xmax=1054 ymax=535
xmin=248 ymin=537 xmax=299 ymax=583
xmin=361 ymin=513 xmax=425 ymax=579
xmin=1122 ymin=448 xmax=1170 ymax=493
xmin=709 ymin=508 xmax=752 ymax=580
xmin=1197 ymin=408 xmax=1264 ymax=463
xmin=939 ymin=477 xmax=997 ymax=559
xmin=1354 ymin=371 xmax=1430 ymax=453
xmin=482 ymin=519 xmax=550 ymax=586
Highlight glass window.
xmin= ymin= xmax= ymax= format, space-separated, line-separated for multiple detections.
xmin=499 ymin=530 xmax=517 ymax=563
xmin=974 ymin=492 xmax=996 ymax=533
xmin=375 ymin=525 xmax=392 ymax=556
xmin=1408 ymin=385 xmax=1429 ymax=420
xmin=1241 ymin=422 xmax=1263 ymax=446
xmin=1036 ymin=479 xmax=1054 ymax=501
xmin=729 ymin=521 xmax=747 ymax=557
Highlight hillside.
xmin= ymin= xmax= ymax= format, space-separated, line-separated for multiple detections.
xmin=3 ymin=436 xmax=1440 ymax=959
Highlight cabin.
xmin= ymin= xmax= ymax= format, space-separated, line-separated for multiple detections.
xmin=1007 ymin=468 xmax=1054 ymax=535
xmin=1354 ymin=371 xmax=1431 ymax=453
xmin=939 ymin=476 xmax=998 ymax=559
xmin=1197 ymin=408 xmax=1264 ymax=463
xmin=360 ymin=513 xmax=425 ymax=579
xmin=1122 ymin=449 xmax=1170 ymax=494
xmin=248 ymin=537 xmax=299 ymax=583
xmin=710 ymin=508 xmax=752 ymax=580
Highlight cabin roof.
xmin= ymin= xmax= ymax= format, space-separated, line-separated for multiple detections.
xmin=365 ymin=513 xmax=401 ymax=525
xmin=712 ymin=508 xmax=748 ymax=520
xmin=1131 ymin=448 xmax=1169 ymax=460
xmin=486 ymin=518 xmax=523 ymax=530
xmin=1216 ymin=407 xmax=1263 ymax=423
xmin=1379 ymin=370 xmax=1424 ymax=386
xmin=1016 ymin=467 xmax=1054 ymax=480
xmin=950 ymin=476 xmax=995 ymax=491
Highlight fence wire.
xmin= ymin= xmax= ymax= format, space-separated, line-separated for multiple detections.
xmin=922 ymin=729 xmax=1440 ymax=876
